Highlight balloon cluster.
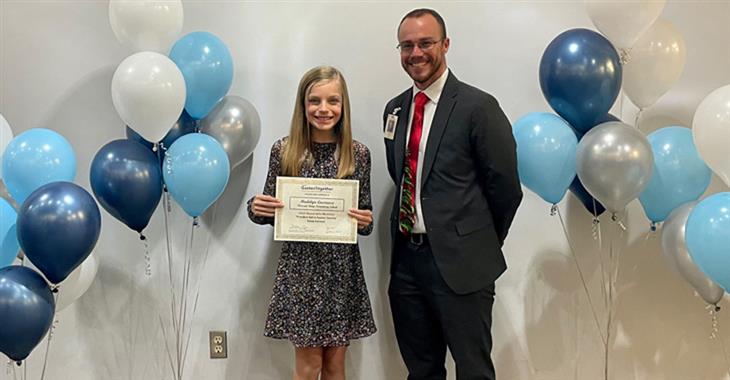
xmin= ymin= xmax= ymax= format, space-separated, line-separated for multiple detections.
xmin=513 ymin=2 xmax=730 ymax=306
xmin=100 ymin=0 xmax=261 ymax=233
xmin=0 ymin=119 xmax=101 ymax=362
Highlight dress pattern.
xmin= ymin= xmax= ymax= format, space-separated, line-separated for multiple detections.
xmin=248 ymin=137 xmax=376 ymax=347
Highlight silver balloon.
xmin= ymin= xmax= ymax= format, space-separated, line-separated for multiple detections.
xmin=576 ymin=121 xmax=653 ymax=213
xmin=662 ymin=202 xmax=724 ymax=305
xmin=199 ymin=95 xmax=261 ymax=169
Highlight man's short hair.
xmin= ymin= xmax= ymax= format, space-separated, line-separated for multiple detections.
xmin=399 ymin=8 xmax=447 ymax=39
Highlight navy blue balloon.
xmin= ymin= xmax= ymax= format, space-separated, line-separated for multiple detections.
xmin=569 ymin=176 xmax=606 ymax=216
xmin=17 ymin=182 xmax=101 ymax=284
xmin=125 ymin=109 xmax=196 ymax=151
xmin=90 ymin=139 xmax=162 ymax=233
xmin=0 ymin=266 xmax=55 ymax=362
xmin=540 ymin=29 xmax=622 ymax=134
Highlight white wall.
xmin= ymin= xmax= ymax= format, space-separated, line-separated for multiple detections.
xmin=1 ymin=1 xmax=729 ymax=379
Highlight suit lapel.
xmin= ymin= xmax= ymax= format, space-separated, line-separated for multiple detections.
xmin=393 ymin=89 xmax=413 ymax=184
xmin=421 ymin=73 xmax=458 ymax=187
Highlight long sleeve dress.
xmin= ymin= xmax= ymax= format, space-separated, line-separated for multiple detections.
xmin=247 ymin=137 xmax=376 ymax=347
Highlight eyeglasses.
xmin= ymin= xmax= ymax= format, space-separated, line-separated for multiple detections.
xmin=396 ymin=39 xmax=443 ymax=53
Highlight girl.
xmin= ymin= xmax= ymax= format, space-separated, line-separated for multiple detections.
xmin=248 ymin=66 xmax=376 ymax=380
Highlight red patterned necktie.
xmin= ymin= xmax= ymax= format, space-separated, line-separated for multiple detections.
xmin=399 ymin=91 xmax=429 ymax=235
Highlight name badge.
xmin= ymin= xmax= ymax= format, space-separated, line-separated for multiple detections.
xmin=384 ymin=107 xmax=401 ymax=140
xmin=384 ymin=114 xmax=398 ymax=140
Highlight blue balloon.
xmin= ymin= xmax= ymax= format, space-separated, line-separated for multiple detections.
xmin=125 ymin=109 xmax=197 ymax=151
xmin=1 ymin=128 xmax=76 ymax=204
xmin=639 ymin=127 xmax=712 ymax=223
xmin=569 ymin=177 xmax=606 ymax=216
xmin=513 ymin=112 xmax=577 ymax=204
xmin=17 ymin=182 xmax=101 ymax=284
xmin=90 ymin=139 xmax=163 ymax=233
xmin=539 ymin=29 xmax=622 ymax=134
xmin=0 ymin=199 xmax=20 ymax=267
xmin=169 ymin=31 xmax=233 ymax=119
xmin=686 ymin=192 xmax=730 ymax=291
xmin=0 ymin=265 xmax=55 ymax=362
xmin=164 ymin=134 xmax=229 ymax=217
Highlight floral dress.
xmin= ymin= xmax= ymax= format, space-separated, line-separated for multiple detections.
xmin=247 ymin=137 xmax=376 ymax=347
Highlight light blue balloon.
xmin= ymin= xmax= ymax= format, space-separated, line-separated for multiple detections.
xmin=513 ymin=112 xmax=577 ymax=204
xmin=686 ymin=192 xmax=730 ymax=291
xmin=639 ymin=127 xmax=712 ymax=223
xmin=163 ymin=134 xmax=230 ymax=217
xmin=169 ymin=31 xmax=233 ymax=119
xmin=1 ymin=128 xmax=76 ymax=204
xmin=0 ymin=199 xmax=19 ymax=267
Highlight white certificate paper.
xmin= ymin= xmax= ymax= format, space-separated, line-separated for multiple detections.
xmin=274 ymin=177 xmax=359 ymax=244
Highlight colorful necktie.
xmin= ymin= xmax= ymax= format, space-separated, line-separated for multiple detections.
xmin=399 ymin=91 xmax=429 ymax=234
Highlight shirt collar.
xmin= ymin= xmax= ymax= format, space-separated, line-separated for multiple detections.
xmin=411 ymin=68 xmax=449 ymax=104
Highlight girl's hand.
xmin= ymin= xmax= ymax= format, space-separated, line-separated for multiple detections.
xmin=348 ymin=208 xmax=373 ymax=229
xmin=251 ymin=194 xmax=284 ymax=217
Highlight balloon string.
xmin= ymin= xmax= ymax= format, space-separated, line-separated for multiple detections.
xmin=590 ymin=200 xmax=608 ymax=310
xmin=634 ymin=109 xmax=643 ymax=131
xmin=707 ymin=304 xmax=730 ymax=377
xmin=158 ymin=315 xmax=177 ymax=380
xmin=161 ymin=190 xmax=180 ymax=380
xmin=555 ymin=206 xmax=607 ymax=345
xmin=39 ymin=292 xmax=60 ymax=380
xmin=619 ymin=47 xmax=631 ymax=65
xmin=141 ymin=234 xmax=151 ymax=277
xmin=182 ymin=202 xmax=219 ymax=375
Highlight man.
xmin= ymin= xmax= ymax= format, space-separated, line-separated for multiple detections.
xmin=383 ymin=8 xmax=522 ymax=380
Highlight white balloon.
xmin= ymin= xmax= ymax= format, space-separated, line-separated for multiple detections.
xmin=693 ymin=85 xmax=730 ymax=187
xmin=109 ymin=0 xmax=183 ymax=53
xmin=0 ymin=113 xmax=14 ymax=178
xmin=111 ymin=52 xmax=186 ymax=142
xmin=585 ymin=0 xmax=666 ymax=51
xmin=623 ymin=18 xmax=686 ymax=109
xmin=24 ymin=253 xmax=99 ymax=312
xmin=55 ymin=253 xmax=99 ymax=312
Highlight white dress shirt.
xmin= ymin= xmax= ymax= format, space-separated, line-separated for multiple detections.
xmin=402 ymin=68 xmax=450 ymax=234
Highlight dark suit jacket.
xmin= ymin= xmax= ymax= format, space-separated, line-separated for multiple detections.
xmin=384 ymin=72 xmax=523 ymax=295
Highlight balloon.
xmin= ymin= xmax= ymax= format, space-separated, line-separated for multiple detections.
xmin=109 ymin=0 xmax=183 ymax=53
xmin=0 ymin=266 xmax=55 ymax=362
xmin=662 ymin=202 xmax=723 ymax=305
xmin=539 ymin=28 xmax=622 ymax=134
xmin=623 ymin=19 xmax=686 ymax=109
xmin=513 ymin=112 xmax=577 ymax=204
xmin=111 ymin=52 xmax=186 ymax=142
xmin=2 ymin=128 xmax=77 ymax=204
xmin=17 ymin=182 xmax=101 ymax=284
xmin=686 ymin=193 xmax=730 ymax=291
xmin=56 ymin=253 xmax=99 ymax=312
xmin=692 ymin=84 xmax=730 ymax=187
xmin=639 ymin=127 xmax=711 ymax=223
xmin=585 ymin=1 xmax=666 ymax=53
xmin=24 ymin=252 xmax=98 ymax=312
xmin=0 ymin=198 xmax=19 ymax=267
xmin=569 ymin=177 xmax=606 ymax=216
xmin=90 ymin=140 xmax=163 ymax=233
xmin=0 ymin=113 xmax=13 ymax=178
xmin=169 ymin=31 xmax=234 ymax=119
xmin=125 ymin=109 xmax=196 ymax=151
xmin=199 ymin=95 xmax=262 ymax=168
xmin=576 ymin=121 xmax=654 ymax=213
xmin=163 ymin=134 xmax=230 ymax=217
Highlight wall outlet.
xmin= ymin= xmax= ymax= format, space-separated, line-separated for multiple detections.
xmin=209 ymin=331 xmax=227 ymax=359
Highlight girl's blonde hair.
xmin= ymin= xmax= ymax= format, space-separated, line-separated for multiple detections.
xmin=281 ymin=66 xmax=354 ymax=179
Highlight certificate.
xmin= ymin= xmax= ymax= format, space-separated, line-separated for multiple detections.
xmin=274 ymin=176 xmax=359 ymax=244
